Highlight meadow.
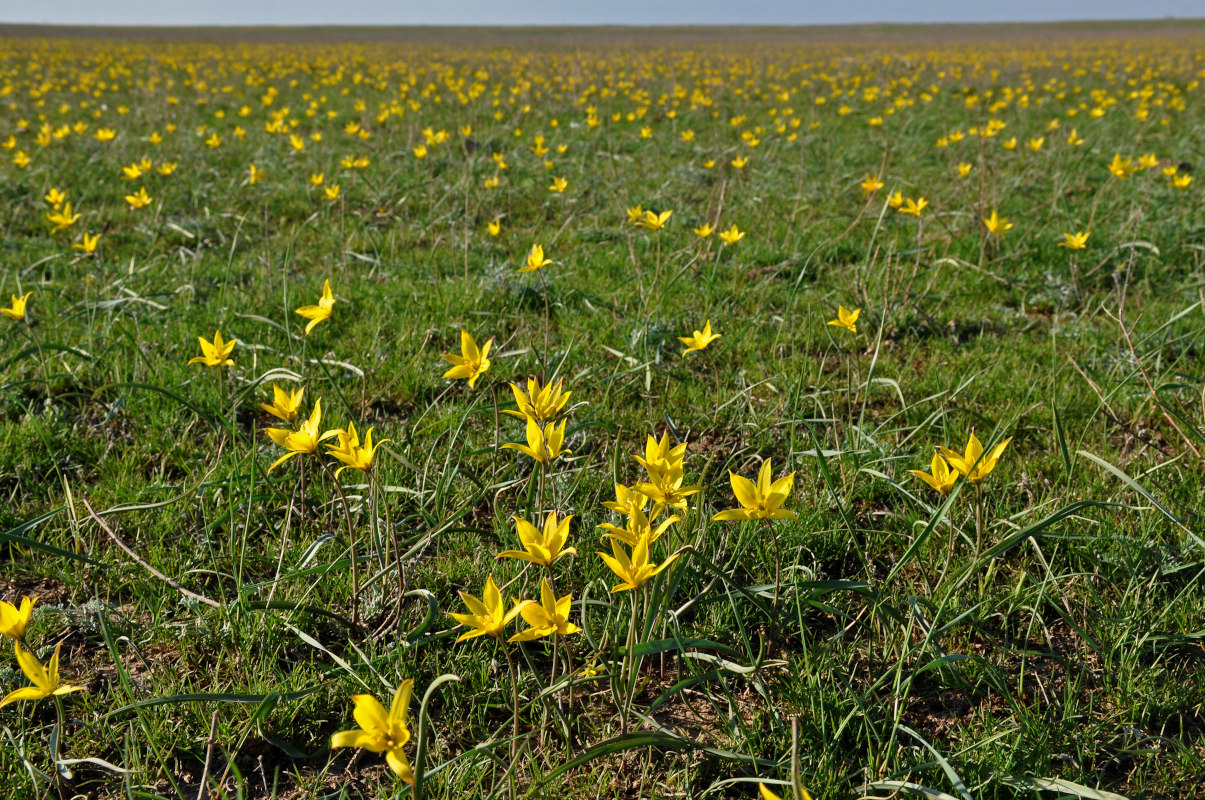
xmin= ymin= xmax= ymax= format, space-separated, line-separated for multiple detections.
xmin=1 ymin=22 xmax=1204 ymax=800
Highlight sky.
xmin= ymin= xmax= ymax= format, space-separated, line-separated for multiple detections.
xmin=1 ymin=0 xmax=1200 ymax=27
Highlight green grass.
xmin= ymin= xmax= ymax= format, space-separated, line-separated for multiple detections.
xmin=1 ymin=24 xmax=1205 ymax=800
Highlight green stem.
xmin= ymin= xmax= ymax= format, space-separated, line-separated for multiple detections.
xmin=325 ymin=465 xmax=361 ymax=628
xmin=500 ymin=640 xmax=520 ymax=800
xmin=621 ymin=588 xmax=640 ymax=735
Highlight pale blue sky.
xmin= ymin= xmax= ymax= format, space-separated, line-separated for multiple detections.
xmin=1 ymin=0 xmax=1200 ymax=27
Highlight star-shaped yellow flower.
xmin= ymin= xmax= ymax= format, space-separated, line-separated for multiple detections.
xmin=0 ymin=641 xmax=85 ymax=709
xmin=448 ymin=576 xmax=528 ymax=642
xmin=597 ymin=536 xmax=680 ymax=593
xmin=295 ymin=279 xmax=336 ymax=335
xmin=325 ymin=422 xmax=388 ymax=477
xmin=331 ymin=680 xmax=415 ymax=784
xmin=827 ymin=305 xmax=861 ymax=334
xmin=500 ymin=417 xmax=570 ymax=464
xmin=498 ymin=511 xmax=576 ymax=568
xmin=1 ymin=291 xmax=33 ymax=322
xmin=1058 ymin=231 xmax=1090 ymax=250
xmin=517 ymin=244 xmax=552 ymax=273
xmin=0 ymin=596 xmax=36 ymax=642
xmin=678 ymin=320 xmax=720 ymax=356
xmin=440 ymin=330 xmax=493 ymax=389
xmin=266 ymin=399 xmax=337 ymax=471
xmin=938 ymin=431 xmax=1011 ymax=484
xmin=259 ymin=384 xmax=305 ymax=423
xmin=712 ymin=459 xmax=797 ymax=522
xmin=187 ymin=330 xmax=236 ymax=367
xmin=909 ymin=452 xmax=959 ymax=496
xmin=509 ymin=579 xmax=581 ymax=642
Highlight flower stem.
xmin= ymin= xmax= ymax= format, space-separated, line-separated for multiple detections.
xmin=621 ymin=588 xmax=640 ymax=735
xmin=325 ymin=465 xmax=360 ymax=628
xmin=500 ymin=640 xmax=520 ymax=800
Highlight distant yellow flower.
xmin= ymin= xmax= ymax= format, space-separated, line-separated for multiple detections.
xmin=1107 ymin=153 xmax=1134 ymax=179
xmin=259 ymin=383 xmax=305 ymax=423
xmin=518 ymin=243 xmax=552 ymax=273
xmin=1 ymin=291 xmax=34 ymax=322
xmin=13 ymin=150 xmax=30 ymax=168
xmin=693 ymin=223 xmax=713 ymax=238
xmin=323 ymin=184 xmax=341 ymax=201
xmin=413 ymin=144 xmax=427 ymax=159
xmin=448 ymin=576 xmax=527 ymax=642
xmin=0 ymin=596 xmax=35 ymax=642
xmin=509 ymin=579 xmax=581 ymax=642
xmin=44 ymin=188 xmax=66 ymax=208
xmin=678 ymin=320 xmax=721 ymax=356
xmin=47 ymin=202 xmax=81 ymax=232
xmin=887 ymin=191 xmax=904 ymax=209
xmin=731 ymin=156 xmax=748 ymax=169
xmin=125 ymin=187 xmax=152 ymax=209
xmin=719 ymin=224 xmax=745 ymax=245
xmin=957 ymin=162 xmax=972 ymax=177
xmin=73 ymin=232 xmax=101 ymax=253
xmin=205 ymin=132 xmax=222 ymax=148
xmin=121 ymin=162 xmax=142 ymax=180
xmin=982 ymin=209 xmax=1013 ymax=236
xmin=330 ymin=680 xmax=415 ymax=784
xmin=156 ymin=161 xmax=177 ymax=176
xmin=938 ymin=431 xmax=1011 ymax=484
xmin=597 ymin=536 xmax=680 ymax=593
xmin=499 ymin=511 xmax=576 ymax=568
xmin=188 ymin=330 xmax=236 ymax=367
xmin=0 ymin=641 xmax=85 ymax=709
xmin=1172 ymin=173 xmax=1192 ymax=189
xmin=860 ymin=174 xmax=885 ymax=193
xmin=1058 ymin=231 xmax=1090 ymax=250
xmin=248 ymin=163 xmax=263 ymax=184
xmin=294 ymin=279 xmax=336 ymax=335
xmin=501 ymin=417 xmax=570 ymax=464
xmin=310 ymin=172 xmax=324 ymax=186
xmin=326 ymin=423 xmax=388 ymax=476
xmin=1066 ymin=128 xmax=1084 ymax=146
xmin=1002 ymin=137 xmax=1017 ymax=151
xmin=626 ymin=205 xmax=645 ymax=224
xmin=712 ymin=459 xmax=797 ymax=522
xmin=484 ymin=175 xmax=500 ymax=189
xmin=898 ymin=197 xmax=928 ymax=216
xmin=827 ymin=305 xmax=861 ymax=334
xmin=440 ymin=330 xmax=493 ymax=389
xmin=909 ymin=452 xmax=959 ymax=496
xmin=94 ymin=128 xmax=116 ymax=142
xmin=548 ymin=176 xmax=569 ymax=193
xmin=1137 ymin=153 xmax=1158 ymax=171
xmin=637 ymin=209 xmax=672 ymax=231
xmin=1027 ymin=137 xmax=1044 ymax=152
xmin=267 ymin=399 xmax=337 ymax=471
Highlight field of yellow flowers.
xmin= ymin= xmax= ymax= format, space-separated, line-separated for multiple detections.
xmin=2 ymin=22 xmax=1205 ymax=799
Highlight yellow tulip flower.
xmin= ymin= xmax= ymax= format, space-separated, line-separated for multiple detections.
xmin=330 ymin=680 xmax=415 ymax=784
